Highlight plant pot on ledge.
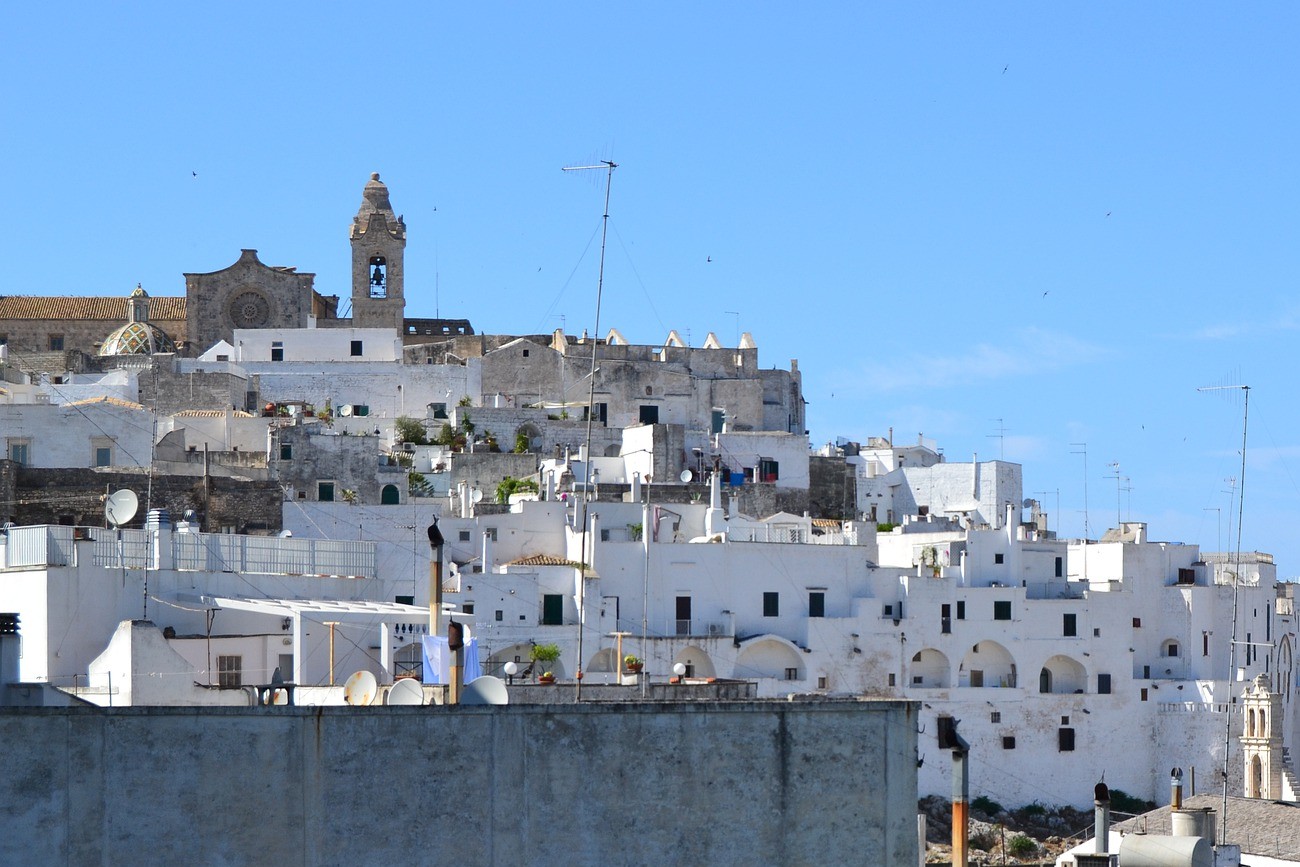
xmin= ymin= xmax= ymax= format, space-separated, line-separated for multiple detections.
xmin=626 ymin=663 xmax=643 ymax=674
xmin=538 ymin=673 xmax=556 ymax=685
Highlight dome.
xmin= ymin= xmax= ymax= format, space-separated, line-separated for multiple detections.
xmin=98 ymin=321 xmax=176 ymax=356
xmin=361 ymin=172 xmax=393 ymax=213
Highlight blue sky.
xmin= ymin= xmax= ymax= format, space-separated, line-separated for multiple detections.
xmin=4 ymin=5 xmax=1299 ymax=573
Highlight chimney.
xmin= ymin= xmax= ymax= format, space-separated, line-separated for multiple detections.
xmin=481 ymin=529 xmax=493 ymax=576
xmin=1171 ymin=767 xmax=1183 ymax=810
xmin=1094 ymin=782 xmax=1110 ymax=853
xmin=630 ymin=472 xmax=641 ymax=503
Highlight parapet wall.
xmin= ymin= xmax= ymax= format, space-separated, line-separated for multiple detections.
xmin=0 ymin=700 xmax=917 ymax=866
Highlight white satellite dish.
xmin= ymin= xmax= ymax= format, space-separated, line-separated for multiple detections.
xmin=340 ymin=404 xmax=353 ymax=417
xmin=680 ymin=469 xmax=694 ymax=483
xmin=386 ymin=677 xmax=424 ymax=706
xmin=470 ymin=488 xmax=484 ymax=504
xmin=104 ymin=489 xmax=139 ymax=527
xmin=461 ymin=675 xmax=509 ymax=706
xmin=343 ymin=670 xmax=377 ymax=706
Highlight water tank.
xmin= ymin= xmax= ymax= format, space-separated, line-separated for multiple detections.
xmin=1118 ymin=834 xmax=1212 ymax=867
xmin=1170 ymin=809 xmax=1215 ymax=844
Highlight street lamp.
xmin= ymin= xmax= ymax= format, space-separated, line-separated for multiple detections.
xmin=504 ymin=660 xmax=518 ymax=686
xmin=673 ymin=662 xmax=686 ymax=684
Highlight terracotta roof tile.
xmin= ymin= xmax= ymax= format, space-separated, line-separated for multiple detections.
xmin=64 ymin=396 xmax=147 ymax=411
xmin=173 ymin=409 xmax=254 ymax=418
xmin=0 ymin=296 xmax=186 ymax=321
xmin=507 ymin=553 xmax=583 ymax=568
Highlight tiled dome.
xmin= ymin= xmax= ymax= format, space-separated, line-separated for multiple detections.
xmin=98 ymin=320 xmax=177 ymax=356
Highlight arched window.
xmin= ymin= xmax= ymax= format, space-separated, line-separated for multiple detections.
xmin=381 ymin=484 xmax=400 ymax=505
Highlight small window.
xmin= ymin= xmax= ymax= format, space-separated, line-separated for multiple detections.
xmin=1094 ymin=627 xmax=1101 ymax=638
xmin=817 ymin=676 xmax=827 ymax=690
xmin=1141 ymin=688 xmax=1149 ymax=701
xmin=94 ymin=446 xmax=112 ymax=467
xmin=763 ymin=592 xmax=779 ymax=617
xmin=882 ymin=604 xmax=894 ymax=617
xmin=49 ymin=334 xmax=64 ymax=351
xmin=271 ymin=342 xmax=284 ymax=362
xmin=1133 ymin=617 xmax=1142 ymax=628
xmin=354 ymin=405 xmax=369 ymax=417
xmin=1061 ymin=715 xmax=1070 ymax=725
xmin=785 ymin=667 xmax=798 ymax=681
xmin=639 ymin=404 xmax=659 ymax=425
xmin=1166 ymin=641 xmax=1180 ymax=658
xmin=462 ymin=603 xmax=474 ymax=615
xmin=808 ymin=591 xmax=825 ymax=618
xmin=485 ymin=527 xmax=497 ymax=541
xmin=1058 ymin=727 xmax=1075 ymax=752
xmin=522 ymin=349 xmax=529 ymax=357
xmin=956 ymin=600 xmax=965 ymax=620
xmin=1063 ymin=613 xmax=1077 ymax=637
xmin=994 ymin=600 xmax=1011 ymax=621
xmin=495 ymin=610 xmax=503 ymax=622
xmin=990 ymin=711 xmax=1001 ymax=723
xmin=994 ymin=553 xmax=1004 ymax=565
xmin=350 ymin=340 xmax=363 ymax=357
xmin=318 ymin=481 xmax=335 ymax=502
xmin=216 ymin=354 xmax=229 ymax=361
xmin=431 ymin=403 xmax=448 ymax=419
xmin=1002 ymin=736 xmax=1016 ymax=750
xmin=279 ymin=442 xmax=293 ymax=460
xmin=459 ymin=530 xmax=471 ymax=542
xmin=1055 ymin=556 xmax=1063 ymax=578
xmin=217 ymin=655 xmax=242 ymax=687
xmin=1098 ymin=673 xmax=1112 ymax=694
xmin=888 ymin=673 xmax=896 ymax=686
xmin=541 ymin=594 xmax=563 ymax=625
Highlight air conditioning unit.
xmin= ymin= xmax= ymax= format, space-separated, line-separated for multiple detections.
xmin=708 ymin=623 xmax=723 ymax=636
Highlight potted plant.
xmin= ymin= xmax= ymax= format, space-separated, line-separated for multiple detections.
xmin=531 ymin=642 xmax=561 ymax=681
xmin=624 ymin=654 xmax=643 ymax=673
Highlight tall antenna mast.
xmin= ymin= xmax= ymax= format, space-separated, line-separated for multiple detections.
xmin=1070 ymin=442 xmax=1090 ymax=538
xmin=1198 ymin=383 xmax=1250 ymax=845
xmin=988 ymin=418 xmax=1007 ymax=460
xmin=562 ymin=159 xmax=617 ymax=701
xmin=1105 ymin=461 xmax=1122 ymax=529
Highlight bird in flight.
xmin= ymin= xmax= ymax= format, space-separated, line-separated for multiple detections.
xmin=707 ymin=256 xmax=712 ymax=263
xmin=1002 ymin=65 xmax=1008 ymax=74
xmin=191 ymin=171 xmax=197 ymax=178
xmin=1042 ymin=291 xmax=1049 ymax=298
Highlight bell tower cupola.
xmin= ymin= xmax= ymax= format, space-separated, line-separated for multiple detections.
xmin=350 ymin=172 xmax=406 ymax=331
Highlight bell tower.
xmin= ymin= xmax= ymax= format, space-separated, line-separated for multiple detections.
xmin=350 ymin=173 xmax=406 ymax=331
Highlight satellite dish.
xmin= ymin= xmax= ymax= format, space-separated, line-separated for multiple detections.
xmin=386 ymin=677 xmax=424 ymax=706
xmin=340 ymin=405 xmax=353 ymax=417
xmin=1022 ymin=498 xmax=1034 ymax=508
xmin=343 ymin=670 xmax=377 ymax=706
xmin=470 ymin=488 xmax=484 ymax=504
xmin=461 ymin=675 xmax=509 ymax=706
xmin=104 ymin=490 xmax=139 ymax=527
xmin=680 ymin=469 xmax=694 ymax=483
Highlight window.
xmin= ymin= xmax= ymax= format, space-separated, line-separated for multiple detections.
xmin=956 ymin=601 xmax=965 ymax=620
xmin=1058 ymin=728 xmax=1075 ymax=752
xmin=941 ymin=603 xmax=951 ymax=634
xmin=354 ymin=405 xmax=369 ymax=417
xmin=94 ymin=447 xmax=112 ymax=467
xmin=808 ymin=591 xmax=825 ymax=618
xmin=1061 ymin=715 xmax=1070 ymax=725
xmin=994 ymin=600 xmax=1011 ymax=621
xmin=317 ymin=481 xmax=336 ymax=502
xmin=271 ymin=341 xmax=284 ymax=362
xmin=350 ymin=340 xmax=363 ymax=357
xmin=1098 ymin=673 xmax=1112 ymax=694
xmin=380 ymin=484 xmax=399 ymax=505
xmin=1141 ymin=688 xmax=1149 ymax=701
xmin=1203 ymin=632 xmax=1209 ymax=657
xmin=495 ymin=610 xmax=503 ymax=622
xmin=9 ymin=440 xmax=31 ymax=466
xmin=990 ymin=711 xmax=1001 ymax=723
xmin=1055 ymin=556 xmax=1063 ymax=578
xmin=784 ymin=668 xmax=798 ymax=681
xmin=882 ymin=604 xmax=894 ymax=617
xmin=1132 ymin=617 xmax=1142 ymax=628
xmin=888 ymin=673 xmax=896 ymax=686
xmin=970 ymin=670 xmax=984 ymax=687
xmin=459 ymin=530 xmax=471 ymax=542
xmin=1094 ymin=628 xmax=1101 ymax=638
xmin=522 ymin=349 xmax=529 ymax=357
xmin=48 ymin=334 xmax=64 ymax=351
xmin=1166 ymin=642 xmax=1180 ymax=658
xmin=462 ymin=604 xmax=474 ymax=615
xmin=994 ymin=553 xmax=1004 ymax=564
xmin=279 ymin=442 xmax=293 ymax=460
xmin=217 ymin=655 xmax=242 ymax=687
xmin=431 ymin=402 xmax=448 ymax=419
xmin=763 ymin=592 xmax=779 ymax=617
xmin=911 ymin=675 xmax=923 ymax=685
xmin=1002 ymin=736 xmax=1016 ymax=750
xmin=1063 ymin=613 xmax=1077 ymax=637
xmin=542 ymin=594 xmax=563 ymax=625
xmin=817 ymin=676 xmax=828 ymax=690
xmin=638 ymin=405 xmax=659 ymax=425
xmin=758 ymin=458 xmax=779 ymax=483
xmin=485 ymin=527 xmax=497 ymax=541
xmin=368 ymin=255 xmax=387 ymax=297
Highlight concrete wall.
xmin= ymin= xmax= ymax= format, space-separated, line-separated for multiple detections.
xmin=0 ymin=700 xmax=918 ymax=866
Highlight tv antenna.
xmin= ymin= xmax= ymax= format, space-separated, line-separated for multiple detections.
xmin=987 ymin=418 xmax=1007 ymax=460
xmin=1196 ymin=382 xmax=1250 ymax=844
xmin=1070 ymin=443 xmax=1090 ymax=539
xmin=562 ymin=157 xmax=617 ymax=702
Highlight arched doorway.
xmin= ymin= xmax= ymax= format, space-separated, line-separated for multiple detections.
xmin=381 ymin=484 xmax=400 ymax=505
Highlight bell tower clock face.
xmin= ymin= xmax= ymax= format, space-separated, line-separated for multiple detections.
xmin=229 ymin=290 xmax=271 ymax=329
